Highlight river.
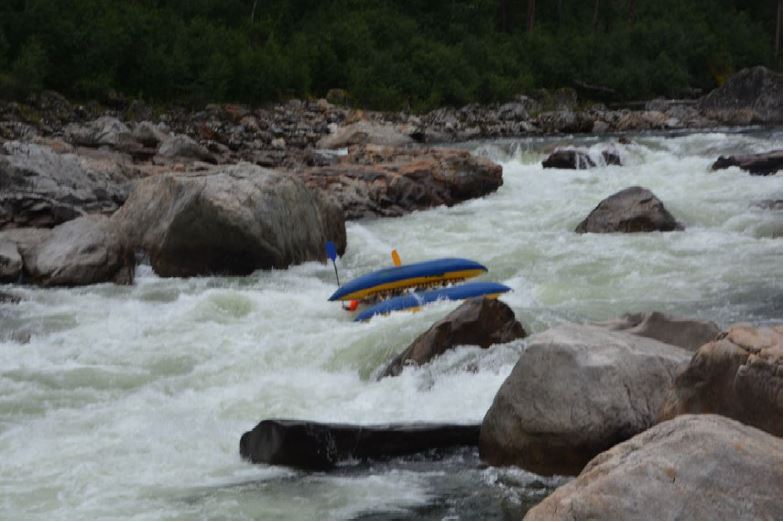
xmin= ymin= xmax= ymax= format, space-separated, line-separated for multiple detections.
xmin=1 ymin=128 xmax=781 ymax=519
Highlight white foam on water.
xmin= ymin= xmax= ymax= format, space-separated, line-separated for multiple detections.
xmin=0 ymin=129 xmax=781 ymax=519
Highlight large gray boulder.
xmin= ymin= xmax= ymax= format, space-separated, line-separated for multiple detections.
xmin=658 ymin=324 xmax=782 ymax=437
xmin=594 ymin=311 xmax=720 ymax=351
xmin=25 ymin=215 xmax=134 ymax=286
xmin=0 ymin=141 xmax=140 ymax=229
xmin=699 ymin=66 xmax=783 ymax=125
xmin=524 ymin=415 xmax=783 ymax=520
xmin=575 ymin=186 xmax=684 ymax=233
xmin=316 ymin=120 xmax=414 ymax=149
xmin=111 ymin=163 xmax=346 ymax=277
xmin=479 ymin=323 xmax=691 ymax=476
xmin=379 ymin=298 xmax=527 ymax=378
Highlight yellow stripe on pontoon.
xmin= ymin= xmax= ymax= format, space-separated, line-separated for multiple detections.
xmin=336 ymin=269 xmax=485 ymax=301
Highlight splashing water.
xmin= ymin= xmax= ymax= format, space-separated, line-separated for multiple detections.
xmin=0 ymin=129 xmax=781 ymax=519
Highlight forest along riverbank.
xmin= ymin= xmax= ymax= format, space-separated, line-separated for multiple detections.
xmin=0 ymin=126 xmax=780 ymax=519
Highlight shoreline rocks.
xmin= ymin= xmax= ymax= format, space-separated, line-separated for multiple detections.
xmin=303 ymin=145 xmax=503 ymax=219
xmin=524 ymin=414 xmax=783 ymax=520
xmin=379 ymin=298 xmax=526 ymax=379
xmin=575 ymin=186 xmax=684 ymax=234
xmin=479 ymin=323 xmax=691 ymax=476
xmin=239 ymin=419 xmax=480 ymax=470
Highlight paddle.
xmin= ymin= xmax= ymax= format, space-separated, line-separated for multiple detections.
xmin=325 ymin=240 xmax=340 ymax=287
xmin=391 ymin=249 xmax=401 ymax=267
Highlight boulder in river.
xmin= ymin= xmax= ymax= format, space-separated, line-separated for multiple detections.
xmin=593 ymin=311 xmax=720 ymax=351
xmin=303 ymin=145 xmax=503 ymax=219
xmin=541 ymin=148 xmax=621 ymax=169
xmin=25 ymin=215 xmax=135 ymax=286
xmin=316 ymin=120 xmax=414 ymax=149
xmin=479 ymin=323 xmax=691 ymax=476
xmin=711 ymin=150 xmax=783 ymax=175
xmin=524 ymin=414 xmax=783 ymax=521
xmin=658 ymin=323 xmax=782 ymax=437
xmin=698 ymin=66 xmax=783 ymax=124
xmin=379 ymin=298 xmax=527 ymax=378
xmin=0 ymin=239 xmax=22 ymax=283
xmin=0 ymin=141 xmax=140 ymax=229
xmin=575 ymin=186 xmax=684 ymax=233
xmin=239 ymin=419 xmax=480 ymax=470
xmin=111 ymin=163 xmax=346 ymax=277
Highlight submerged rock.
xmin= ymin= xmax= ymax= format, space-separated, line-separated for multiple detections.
xmin=0 ymin=239 xmax=22 ymax=283
xmin=479 ymin=323 xmax=691 ymax=476
xmin=239 ymin=419 xmax=480 ymax=470
xmin=112 ymin=163 xmax=346 ymax=277
xmin=524 ymin=415 xmax=782 ymax=520
xmin=575 ymin=186 xmax=683 ymax=233
xmin=303 ymin=145 xmax=503 ymax=219
xmin=25 ymin=215 xmax=134 ymax=286
xmin=541 ymin=148 xmax=621 ymax=169
xmin=699 ymin=66 xmax=783 ymax=125
xmin=711 ymin=150 xmax=783 ymax=175
xmin=594 ymin=311 xmax=720 ymax=351
xmin=658 ymin=323 xmax=782 ymax=437
xmin=379 ymin=298 xmax=526 ymax=378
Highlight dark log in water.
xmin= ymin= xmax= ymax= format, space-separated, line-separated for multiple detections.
xmin=239 ymin=419 xmax=481 ymax=470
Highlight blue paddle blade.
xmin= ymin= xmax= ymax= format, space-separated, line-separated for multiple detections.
xmin=325 ymin=240 xmax=337 ymax=261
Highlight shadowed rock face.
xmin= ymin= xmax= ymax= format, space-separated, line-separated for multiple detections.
xmin=658 ymin=324 xmax=782 ymax=437
xmin=575 ymin=186 xmax=684 ymax=233
xmin=379 ymin=298 xmax=527 ymax=379
xmin=0 ymin=239 xmax=22 ymax=283
xmin=699 ymin=66 xmax=783 ymax=124
xmin=524 ymin=415 xmax=783 ymax=521
xmin=239 ymin=419 xmax=480 ymax=470
xmin=479 ymin=323 xmax=691 ymax=476
xmin=111 ymin=163 xmax=346 ymax=277
xmin=711 ymin=150 xmax=783 ymax=175
xmin=303 ymin=145 xmax=503 ymax=219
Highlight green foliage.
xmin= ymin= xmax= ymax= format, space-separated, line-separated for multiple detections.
xmin=0 ymin=0 xmax=779 ymax=110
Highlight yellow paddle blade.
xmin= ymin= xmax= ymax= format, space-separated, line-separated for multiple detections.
xmin=391 ymin=249 xmax=401 ymax=267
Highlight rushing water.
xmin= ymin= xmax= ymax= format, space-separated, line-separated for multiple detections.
xmin=0 ymin=129 xmax=781 ymax=520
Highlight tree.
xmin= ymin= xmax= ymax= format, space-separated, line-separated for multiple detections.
xmin=12 ymin=37 xmax=48 ymax=91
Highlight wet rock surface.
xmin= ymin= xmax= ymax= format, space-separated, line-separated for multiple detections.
xmin=379 ymin=298 xmax=526 ymax=379
xmin=524 ymin=414 xmax=783 ymax=521
xmin=240 ymin=419 xmax=480 ymax=471
xmin=575 ymin=186 xmax=684 ymax=233
xmin=541 ymin=148 xmax=621 ymax=169
xmin=712 ymin=149 xmax=783 ymax=175
xmin=479 ymin=323 xmax=691 ymax=476
xmin=658 ymin=323 xmax=783 ymax=436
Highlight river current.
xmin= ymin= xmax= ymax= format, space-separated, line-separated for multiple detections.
xmin=1 ymin=129 xmax=781 ymax=519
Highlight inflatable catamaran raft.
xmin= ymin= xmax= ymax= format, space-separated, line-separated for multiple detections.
xmin=324 ymin=243 xmax=511 ymax=321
